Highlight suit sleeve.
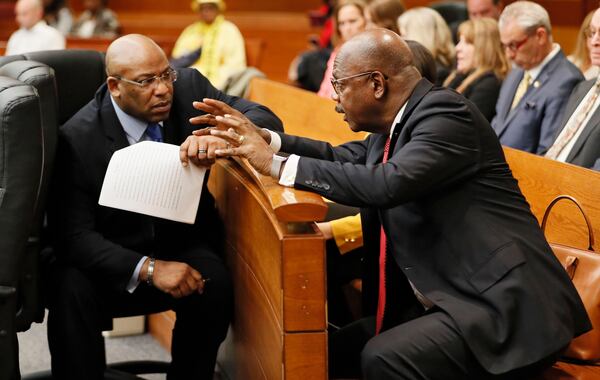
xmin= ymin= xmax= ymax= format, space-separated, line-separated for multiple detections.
xmin=536 ymin=71 xmax=583 ymax=154
xmin=188 ymin=68 xmax=284 ymax=132
xmin=292 ymin=98 xmax=481 ymax=207
xmin=53 ymin=132 xmax=142 ymax=292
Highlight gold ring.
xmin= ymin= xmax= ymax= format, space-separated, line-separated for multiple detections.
xmin=238 ymin=135 xmax=245 ymax=145
xmin=198 ymin=149 xmax=207 ymax=154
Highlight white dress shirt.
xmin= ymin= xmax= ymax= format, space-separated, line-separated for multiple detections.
xmin=5 ymin=21 xmax=65 ymax=56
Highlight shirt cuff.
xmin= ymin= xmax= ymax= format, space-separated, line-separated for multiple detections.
xmin=279 ymin=154 xmax=300 ymax=187
xmin=126 ymin=256 xmax=148 ymax=293
xmin=265 ymin=129 xmax=281 ymax=153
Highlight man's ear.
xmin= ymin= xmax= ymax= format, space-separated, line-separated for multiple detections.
xmin=106 ymin=77 xmax=121 ymax=98
xmin=372 ymin=72 xmax=387 ymax=99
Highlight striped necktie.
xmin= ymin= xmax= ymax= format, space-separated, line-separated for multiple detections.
xmin=375 ymin=136 xmax=391 ymax=335
xmin=145 ymin=123 xmax=163 ymax=142
xmin=511 ymin=71 xmax=532 ymax=110
xmin=546 ymin=77 xmax=600 ymax=160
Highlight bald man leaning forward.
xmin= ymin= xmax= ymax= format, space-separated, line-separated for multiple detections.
xmin=47 ymin=34 xmax=282 ymax=380
xmin=183 ymin=29 xmax=590 ymax=379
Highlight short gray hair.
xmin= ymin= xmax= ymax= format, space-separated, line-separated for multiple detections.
xmin=499 ymin=1 xmax=551 ymax=35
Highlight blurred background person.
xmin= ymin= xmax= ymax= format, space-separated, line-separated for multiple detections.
xmin=493 ymin=0 xmax=583 ymax=154
xmin=569 ymin=10 xmax=600 ymax=80
xmin=444 ymin=18 xmax=509 ymax=121
xmin=70 ymin=0 xmax=119 ymax=38
xmin=364 ymin=0 xmax=405 ymax=35
xmin=397 ymin=7 xmax=454 ymax=85
xmin=467 ymin=0 xmax=503 ymax=20
xmin=43 ymin=0 xmax=72 ymax=35
xmin=5 ymin=0 xmax=65 ymax=56
xmin=171 ymin=0 xmax=246 ymax=90
xmin=317 ymin=0 xmax=367 ymax=98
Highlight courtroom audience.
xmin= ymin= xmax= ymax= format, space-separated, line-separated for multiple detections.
xmin=545 ymin=8 xmax=600 ymax=169
xmin=171 ymin=0 xmax=246 ymax=90
xmin=492 ymin=1 xmax=583 ymax=154
xmin=5 ymin=0 xmax=65 ymax=56
xmin=397 ymin=7 xmax=454 ymax=85
xmin=43 ymin=0 xmax=72 ymax=35
xmin=467 ymin=0 xmax=503 ymax=20
xmin=317 ymin=0 xmax=368 ymax=99
xmin=444 ymin=18 xmax=509 ymax=121
xmin=364 ymin=0 xmax=405 ymax=35
xmin=569 ymin=10 xmax=600 ymax=80
xmin=70 ymin=0 xmax=119 ymax=38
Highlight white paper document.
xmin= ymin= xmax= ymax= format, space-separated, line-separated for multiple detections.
xmin=99 ymin=141 xmax=206 ymax=224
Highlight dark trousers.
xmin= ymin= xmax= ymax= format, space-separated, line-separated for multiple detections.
xmin=45 ymin=249 xmax=232 ymax=380
xmin=329 ymin=311 xmax=561 ymax=380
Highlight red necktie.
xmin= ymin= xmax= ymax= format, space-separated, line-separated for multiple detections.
xmin=375 ymin=136 xmax=391 ymax=335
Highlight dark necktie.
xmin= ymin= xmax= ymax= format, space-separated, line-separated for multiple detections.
xmin=376 ymin=136 xmax=391 ymax=335
xmin=145 ymin=123 xmax=163 ymax=142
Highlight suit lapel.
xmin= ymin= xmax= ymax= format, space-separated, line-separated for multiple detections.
xmin=366 ymin=79 xmax=433 ymax=164
xmin=99 ymin=87 xmax=129 ymax=164
xmin=567 ymin=101 xmax=600 ymax=162
xmin=501 ymin=51 xmax=565 ymax=131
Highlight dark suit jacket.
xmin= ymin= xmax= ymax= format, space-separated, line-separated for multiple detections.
xmin=551 ymin=78 xmax=600 ymax=169
xmin=54 ymin=68 xmax=283 ymax=291
xmin=277 ymin=79 xmax=590 ymax=374
xmin=447 ymin=71 xmax=502 ymax=121
xmin=492 ymin=50 xmax=583 ymax=154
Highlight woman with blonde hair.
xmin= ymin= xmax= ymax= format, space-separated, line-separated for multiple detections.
xmin=443 ymin=18 xmax=509 ymax=121
xmin=569 ymin=10 xmax=599 ymax=79
xmin=397 ymin=7 xmax=454 ymax=85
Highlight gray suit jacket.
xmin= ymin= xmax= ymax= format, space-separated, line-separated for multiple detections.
xmin=551 ymin=78 xmax=600 ymax=169
xmin=491 ymin=50 xmax=583 ymax=154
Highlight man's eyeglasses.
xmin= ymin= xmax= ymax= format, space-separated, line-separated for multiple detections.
xmin=501 ymin=35 xmax=530 ymax=52
xmin=330 ymin=71 xmax=376 ymax=94
xmin=585 ymin=27 xmax=600 ymax=40
xmin=112 ymin=68 xmax=178 ymax=89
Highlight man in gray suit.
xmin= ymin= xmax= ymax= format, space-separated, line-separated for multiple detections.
xmin=544 ymin=8 xmax=600 ymax=169
xmin=492 ymin=1 xmax=583 ymax=154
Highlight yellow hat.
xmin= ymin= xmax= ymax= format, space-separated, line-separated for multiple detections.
xmin=191 ymin=0 xmax=225 ymax=12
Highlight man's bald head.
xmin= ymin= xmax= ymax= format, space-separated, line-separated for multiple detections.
xmin=332 ymin=29 xmax=420 ymax=135
xmin=335 ymin=28 xmax=414 ymax=79
xmin=105 ymin=34 xmax=174 ymax=123
xmin=15 ymin=0 xmax=43 ymax=29
xmin=106 ymin=34 xmax=168 ymax=77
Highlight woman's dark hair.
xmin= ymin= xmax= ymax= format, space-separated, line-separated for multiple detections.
xmin=405 ymin=39 xmax=437 ymax=83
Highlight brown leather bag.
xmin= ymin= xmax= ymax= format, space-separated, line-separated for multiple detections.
xmin=542 ymin=195 xmax=600 ymax=362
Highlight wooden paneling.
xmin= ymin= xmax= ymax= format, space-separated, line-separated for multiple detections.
xmin=246 ymin=78 xmax=368 ymax=144
xmin=71 ymin=0 xmax=322 ymax=13
xmin=504 ymin=147 xmax=600 ymax=249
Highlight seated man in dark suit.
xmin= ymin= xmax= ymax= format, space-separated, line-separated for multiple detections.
xmin=492 ymin=1 xmax=583 ymax=154
xmin=183 ymin=29 xmax=590 ymax=379
xmin=47 ymin=34 xmax=282 ymax=380
xmin=545 ymin=8 xmax=600 ymax=169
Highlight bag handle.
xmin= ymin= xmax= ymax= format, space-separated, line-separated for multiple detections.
xmin=541 ymin=195 xmax=595 ymax=251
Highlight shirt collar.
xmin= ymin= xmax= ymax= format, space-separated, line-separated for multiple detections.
xmin=527 ymin=43 xmax=560 ymax=81
xmin=26 ymin=20 xmax=47 ymax=32
xmin=110 ymin=95 xmax=162 ymax=144
xmin=389 ymin=101 xmax=408 ymax=136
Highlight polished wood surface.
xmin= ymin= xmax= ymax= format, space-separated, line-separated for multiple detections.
xmin=504 ymin=147 xmax=600 ymax=249
xmin=246 ymin=77 xmax=368 ymax=144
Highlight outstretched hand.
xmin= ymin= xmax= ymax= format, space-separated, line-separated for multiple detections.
xmin=189 ymin=98 xmax=245 ymax=128
xmin=210 ymin=114 xmax=275 ymax=176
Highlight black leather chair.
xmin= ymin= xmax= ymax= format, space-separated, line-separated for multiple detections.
xmin=0 ymin=50 xmax=169 ymax=379
xmin=0 ymin=76 xmax=44 ymax=380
